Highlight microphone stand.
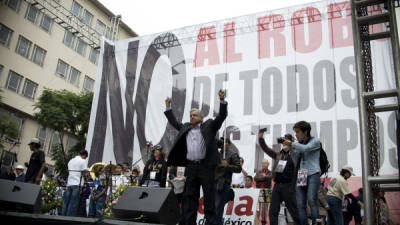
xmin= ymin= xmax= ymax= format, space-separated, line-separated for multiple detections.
xmin=74 ymin=170 xmax=84 ymax=216
xmin=131 ymin=158 xmax=142 ymax=168
xmin=103 ymin=161 xmax=113 ymax=218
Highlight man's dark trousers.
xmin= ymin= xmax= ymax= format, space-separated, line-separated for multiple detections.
xmin=183 ymin=163 xmax=216 ymax=225
xmin=269 ymin=182 xmax=300 ymax=225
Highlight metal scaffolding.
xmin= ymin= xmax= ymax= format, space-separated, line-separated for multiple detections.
xmin=109 ymin=15 xmax=121 ymax=41
xmin=25 ymin=0 xmax=122 ymax=48
xmin=350 ymin=0 xmax=400 ymax=224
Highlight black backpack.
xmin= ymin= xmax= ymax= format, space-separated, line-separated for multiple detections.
xmin=319 ymin=144 xmax=330 ymax=176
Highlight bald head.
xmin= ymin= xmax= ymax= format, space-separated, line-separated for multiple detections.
xmin=262 ymin=159 xmax=269 ymax=170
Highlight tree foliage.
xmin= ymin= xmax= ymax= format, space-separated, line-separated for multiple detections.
xmin=34 ymin=89 xmax=93 ymax=178
xmin=0 ymin=89 xmax=20 ymax=150
xmin=0 ymin=114 xmax=20 ymax=150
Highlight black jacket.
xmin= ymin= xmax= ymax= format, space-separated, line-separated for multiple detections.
xmin=164 ymin=102 xmax=227 ymax=167
xmin=140 ymin=158 xmax=167 ymax=187
xmin=258 ymin=137 xmax=297 ymax=184
xmin=215 ymin=146 xmax=241 ymax=185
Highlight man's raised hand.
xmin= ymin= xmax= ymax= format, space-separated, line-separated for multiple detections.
xmin=165 ymin=97 xmax=172 ymax=108
xmin=218 ymin=89 xmax=226 ymax=101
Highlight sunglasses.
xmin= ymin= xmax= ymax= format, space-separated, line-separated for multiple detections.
xmin=154 ymin=145 xmax=162 ymax=150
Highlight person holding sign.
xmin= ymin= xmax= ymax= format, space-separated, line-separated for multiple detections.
xmin=282 ymin=121 xmax=321 ymax=225
xmin=169 ymin=166 xmax=186 ymax=225
xmin=164 ymin=89 xmax=227 ymax=225
xmin=254 ymin=159 xmax=272 ymax=225
xmin=258 ymin=129 xmax=300 ymax=225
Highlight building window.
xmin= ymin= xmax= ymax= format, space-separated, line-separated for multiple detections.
xmin=7 ymin=0 xmax=21 ymax=12
xmin=22 ymin=79 xmax=38 ymax=99
xmin=0 ymin=65 xmax=3 ymax=79
xmin=71 ymin=1 xmax=83 ymax=18
xmin=75 ymin=38 xmax=87 ymax=56
xmin=6 ymin=71 xmax=23 ymax=93
xmin=56 ymin=59 xmax=69 ymax=78
xmin=40 ymin=14 xmax=53 ymax=33
xmin=63 ymin=30 xmax=75 ymax=48
xmin=82 ymin=10 xmax=93 ymax=26
xmin=11 ymin=113 xmax=24 ymax=139
xmin=96 ymin=20 xmax=106 ymax=35
xmin=89 ymin=47 xmax=99 ymax=64
xmin=105 ymin=27 xmax=112 ymax=39
xmin=0 ymin=23 xmax=13 ymax=47
xmin=48 ymin=131 xmax=62 ymax=154
xmin=36 ymin=126 xmax=47 ymax=152
xmin=83 ymin=75 xmax=94 ymax=92
xmin=31 ymin=45 xmax=47 ymax=66
xmin=15 ymin=35 xmax=32 ymax=58
xmin=66 ymin=135 xmax=78 ymax=152
xmin=25 ymin=4 xmax=40 ymax=24
xmin=0 ymin=150 xmax=16 ymax=171
xmin=69 ymin=67 xmax=81 ymax=86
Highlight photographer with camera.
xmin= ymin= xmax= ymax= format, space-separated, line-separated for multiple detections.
xmin=282 ymin=121 xmax=321 ymax=225
xmin=258 ymin=128 xmax=300 ymax=225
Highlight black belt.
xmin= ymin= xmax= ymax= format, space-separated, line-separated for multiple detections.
xmin=187 ymin=159 xmax=205 ymax=165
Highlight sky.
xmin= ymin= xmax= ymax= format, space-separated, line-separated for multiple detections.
xmin=98 ymin=0 xmax=320 ymax=36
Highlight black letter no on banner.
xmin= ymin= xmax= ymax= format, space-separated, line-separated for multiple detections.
xmin=89 ymin=33 xmax=186 ymax=166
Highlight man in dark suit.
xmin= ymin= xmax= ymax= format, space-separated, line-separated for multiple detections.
xmin=164 ymin=89 xmax=227 ymax=225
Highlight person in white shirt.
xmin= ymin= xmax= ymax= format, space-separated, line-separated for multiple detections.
xmin=111 ymin=164 xmax=129 ymax=191
xmin=61 ymin=150 xmax=88 ymax=217
xmin=231 ymin=157 xmax=247 ymax=188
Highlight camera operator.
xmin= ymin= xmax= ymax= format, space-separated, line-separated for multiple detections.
xmin=282 ymin=121 xmax=321 ymax=225
xmin=258 ymin=128 xmax=300 ymax=225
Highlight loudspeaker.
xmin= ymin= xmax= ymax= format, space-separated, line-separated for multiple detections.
xmin=113 ymin=187 xmax=179 ymax=224
xmin=0 ymin=179 xmax=42 ymax=213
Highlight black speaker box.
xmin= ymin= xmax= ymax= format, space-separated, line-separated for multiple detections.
xmin=0 ymin=179 xmax=42 ymax=213
xmin=113 ymin=187 xmax=179 ymax=224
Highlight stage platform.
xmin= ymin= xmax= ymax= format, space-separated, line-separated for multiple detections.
xmin=0 ymin=211 xmax=161 ymax=225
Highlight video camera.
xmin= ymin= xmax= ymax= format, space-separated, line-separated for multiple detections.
xmin=277 ymin=134 xmax=295 ymax=144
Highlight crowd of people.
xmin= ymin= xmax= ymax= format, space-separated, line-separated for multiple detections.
xmin=0 ymin=89 xmax=396 ymax=225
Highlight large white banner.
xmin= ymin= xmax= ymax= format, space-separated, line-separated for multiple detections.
xmin=85 ymin=0 xmax=398 ymax=178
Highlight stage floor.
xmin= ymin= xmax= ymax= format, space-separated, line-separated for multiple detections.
xmin=0 ymin=211 xmax=162 ymax=225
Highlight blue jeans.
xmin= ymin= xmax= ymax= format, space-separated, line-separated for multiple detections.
xmin=88 ymin=190 xmax=106 ymax=217
xmin=296 ymin=173 xmax=320 ymax=225
xmin=215 ymin=183 xmax=230 ymax=225
xmin=61 ymin=185 xmax=81 ymax=216
xmin=327 ymin=195 xmax=343 ymax=225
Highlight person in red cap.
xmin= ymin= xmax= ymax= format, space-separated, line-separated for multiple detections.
xmin=25 ymin=138 xmax=46 ymax=184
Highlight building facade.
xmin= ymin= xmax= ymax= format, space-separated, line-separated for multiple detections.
xmin=0 ymin=0 xmax=137 ymax=173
